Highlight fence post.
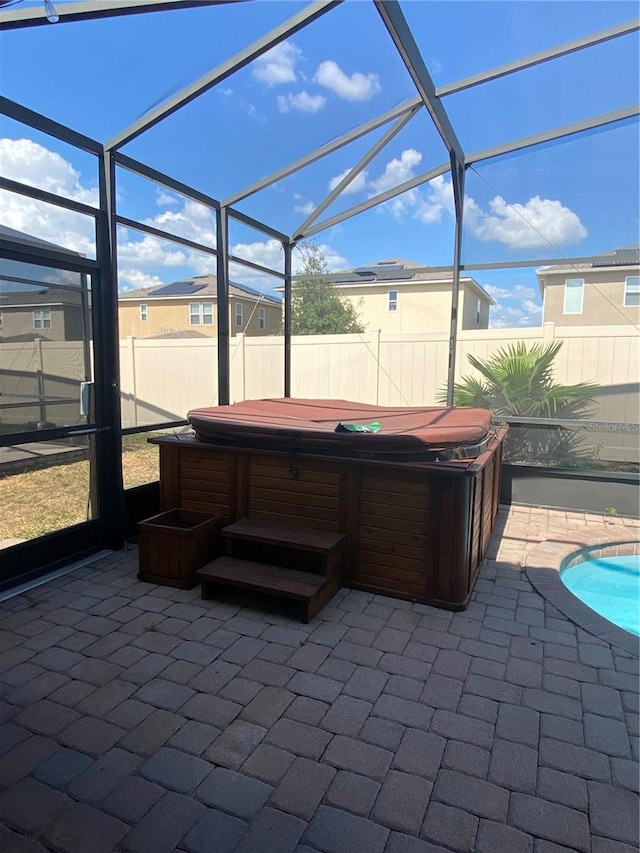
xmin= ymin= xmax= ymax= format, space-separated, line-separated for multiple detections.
xmin=376 ymin=329 xmax=381 ymax=405
xmin=35 ymin=338 xmax=45 ymax=425
xmin=120 ymin=336 xmax=138 ymax=429
xmin=230 ymin=334 xmax=245 ymax=402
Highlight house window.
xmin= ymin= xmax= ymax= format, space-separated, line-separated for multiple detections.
xmin=140 ymin=304 xmax=148 ymax=322
xmin=258 ymin=307 xmax=265 ymax=330
xmin=33 ymin=309 xmax=52 ymax=329
xmin=235 ymin=303 xmax=243 ymax=327
xmin=563 ymin=278 xmax=584 ymax=315
xmin=388 ymin=290 xmax=398 ymax=312
xmin=189 ymin=302 xmax=214 ymax=325
xmin=0 ymin=311 xmax=3 ymax=329
xmin=476 ymin=299 xmax=482 ymax=324
xmin=624 ymin=276 xmax=640 ymax=307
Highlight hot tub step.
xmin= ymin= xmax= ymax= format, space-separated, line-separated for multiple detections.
xmin=223 ymin=518 xmax=346 ymax=553
xmin=196 ymin=556 xmax=337 ymax=622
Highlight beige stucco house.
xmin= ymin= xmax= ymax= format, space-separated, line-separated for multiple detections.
xmin=0 ymin=287 xmax=85 ymax=343
xmin=118 ymin=275 xmax=282 ymax=339
xmin=0 ymin=225 xmax=89 ymax=343
xmin=319 ymin=259 xmax=494 ymax=332
xmin=537 ymin=245 xmax=640 ymax=327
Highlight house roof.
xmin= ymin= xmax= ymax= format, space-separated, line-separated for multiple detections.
xmin=0 ymin=224 xmax=85 ymax=257
xmin=0 ymin=288 xmax=83 ymax=308
xmin=536 ymin=245 xmax=640 ymax=297
xmin=319 ymin=259 xmax=495 ymax=305
xmin=538 ymin=245 xmax=640 ymax=276
xmin=118 ymin=274 xmax=282 ymax=306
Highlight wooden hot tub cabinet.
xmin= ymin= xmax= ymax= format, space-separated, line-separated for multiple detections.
xmin=150 ymin=428 xmax=506 ymax=611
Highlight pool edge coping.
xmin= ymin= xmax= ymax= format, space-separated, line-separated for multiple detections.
xmin=524 ymin=525 xmax=640 ymax=658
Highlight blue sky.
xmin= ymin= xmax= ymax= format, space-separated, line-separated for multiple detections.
xmin=0 ymin=0 xmax=638 ymax=327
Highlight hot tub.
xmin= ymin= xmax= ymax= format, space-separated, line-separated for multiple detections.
xmin=150 ymin=399 xmax=507 ymax=610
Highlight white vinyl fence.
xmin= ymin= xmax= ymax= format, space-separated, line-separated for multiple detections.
xmin=117 ymin=323 xmax=639 ymax=463
xmin=1 ymin=324 xmax=636 ymax=462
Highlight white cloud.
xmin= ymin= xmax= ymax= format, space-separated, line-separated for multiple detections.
xmin=156 ymin=189 xmax=179 ymax=207
xmin=227 ymin=238 xmax=348 ymax=289
xmin=0 ymin=138 xmax=97 ymax=256
xmin=118 ymin=269 xmax=165 ymax=292
xmin=314 ymin=60 xmax=381 ymax=101
xmin=367 ymin=165 xmax=587 ymax=254
xmin=292 ymin=242 xmax=348 ymax=275
xmin=294 ymin=200 xmax=315 ymax=216
xmin=369 ymin=149 xmax=422 ymax=196
xmin=276 ymin=91 xmax=326 ymax=114
xmin=244 ymin=101 xmax=267 ymax=122
xmin=144 ymin=199 xmax=217 ymax=249
xmin=328 ymin=167 xmax=368 ymax=195
xmin=0 ymin=137 xmax=98 ymax=207
xmin=252 ymin=41 xmax=302 ymax=86
xmin=468 ymin=195 xmax=588 ymax=249
xmin=117 ymin=232 xmax=189 ymax=269
xmin=489 ymin=299 xmax=543 ymax=329
xmin=218 ymin=87 xmax=234 ymax=97
xmin=484 ymin=281 xmax=543 ymax=329
xmin=413 ymin=174 xmax=454 ymax=224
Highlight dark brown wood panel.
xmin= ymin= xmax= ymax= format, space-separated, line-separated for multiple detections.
xmin=224 ymin=518 xmax=345 ymax=552
xmin=151 ymin=428 xmax=507 ymax=611
xmin=360 ymin=488 xmax=428 ymax=510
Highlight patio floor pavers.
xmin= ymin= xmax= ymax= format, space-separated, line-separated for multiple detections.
xmin=0 ymin=504 xmax=638 ymax=852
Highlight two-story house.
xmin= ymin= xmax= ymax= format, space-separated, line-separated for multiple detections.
xmin=0 ymin=225 xmax=88 ymax=343
xmin=118 ymin=275 xmax=282 ymax=339
xmin=316 ymin=259 xmax=494 ymax=332
xmin=537 ymin=246 xmax=640 ymax=326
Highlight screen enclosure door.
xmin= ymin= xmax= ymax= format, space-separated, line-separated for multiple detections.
xmin=0 ymin=248 xmax=120 ymax=591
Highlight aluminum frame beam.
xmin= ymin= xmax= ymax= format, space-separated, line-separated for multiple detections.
xmin=468 ymin=104 xmax=639 ymax=166
xmin=374 ymin=0 xmax=464 ymax=165
xmin=303 ymin=161 xmax=450 ymax=240
xmin=283 ymin=241 xmax=293 ymax=397
xmin=107 ymin=0 xmax=341 ymax=151
xmin=115 ymin=215 xmax=218 ymax=258
xmin=228 ymin=253 xmax=285 ymax=281
xmin=0 ymin=238 xmax=98 ymax=273
xmin=293 ymin=104 xmax=421 ymax=241
xmin=0 ymin=95 xmax=102 ymax=154
xmin=114 ymin=153 xmax=220 ymax=211
xmin=438 ymin=19 xmax=640 ymax=98
xmin=229 ymin=208 xmax=288 ymax=244
xmin=445 ymin=155 xmax=465 ymax=407
xmin=223 ymin=96 xmax=422 ymax=208
xmin=0 ymin=175 xmax=100 ymax=219
xmin=216 ymin=206 xmax=231 ymax=405
xmin=0 ymin=0 xmax=243 ymax=31
xmin=460 ymin=256 xmax=620 ymax=272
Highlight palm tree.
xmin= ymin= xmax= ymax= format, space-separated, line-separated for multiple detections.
xmin=440 ymin=341 xmax=599 ymax=465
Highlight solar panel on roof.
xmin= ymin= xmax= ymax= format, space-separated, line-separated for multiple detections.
xmin=329 ymin=274 xmax=359 ymax=283
xmin=592 ymin=248 xmax=640 ymax=267
xmin=374 ymin=270 xmax=415 ymax=281
xmin=152 ymin=281 xmax=207 ymax=296
xmin=354 ymin=263 xmax=404 ymax=274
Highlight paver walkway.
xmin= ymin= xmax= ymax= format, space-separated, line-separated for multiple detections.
xmin=0 ymin=505 xmax=638 ymax=853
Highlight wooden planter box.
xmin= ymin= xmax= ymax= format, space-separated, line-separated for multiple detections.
xmin=138 ymin=508 xmax=224 ymax=589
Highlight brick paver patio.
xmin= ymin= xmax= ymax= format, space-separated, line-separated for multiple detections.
xmin=0 ymin=505 xmax=638 ymax=852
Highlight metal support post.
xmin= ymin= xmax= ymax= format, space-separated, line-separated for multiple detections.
xmin=216 ymin=206 xmax=231 ymax=405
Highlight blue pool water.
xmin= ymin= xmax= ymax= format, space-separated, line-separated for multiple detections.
xmin=561 ymin=554 xmax=640 ymax=637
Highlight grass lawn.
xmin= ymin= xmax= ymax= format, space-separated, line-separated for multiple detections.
xmin=0 ymin=434 xmax=160 ymax=541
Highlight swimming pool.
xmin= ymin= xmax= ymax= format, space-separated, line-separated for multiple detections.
xmin=561 ymin=551 xmax=640 ymax=637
